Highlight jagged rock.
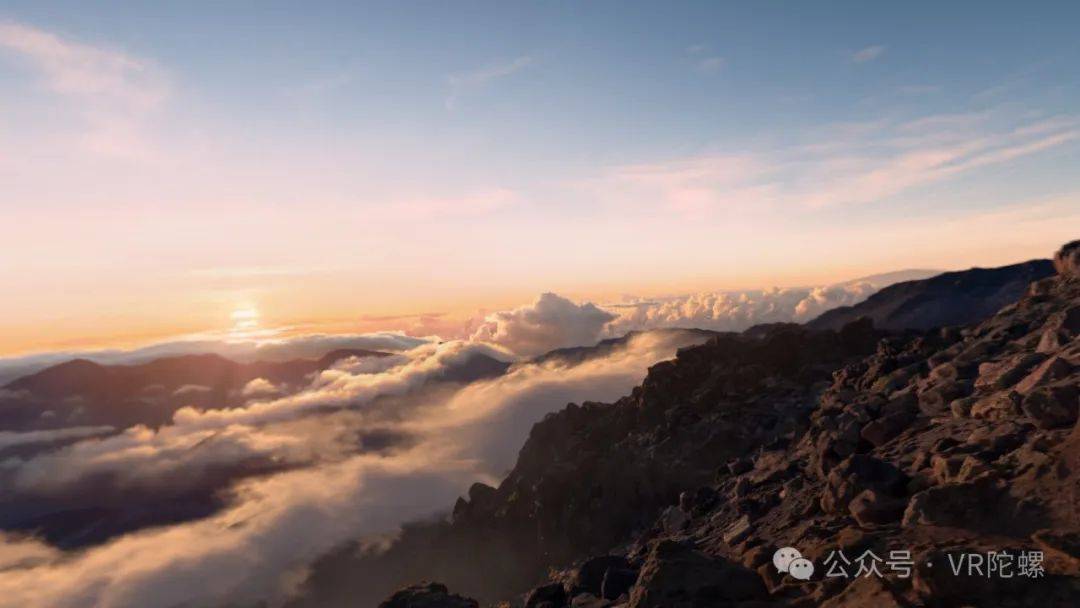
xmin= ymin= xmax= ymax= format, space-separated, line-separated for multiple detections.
xmin=722 ymin=514 xmax=752 ymax=544
xmin=822 ymin=454 xmax=908 ymax=513
xmin=1021 ymin=383 xmax=1079 ymax=428
xmin=627 ymin=541 xmax=766 ymax=608
xmin=1032 ymin=529 xmax=1080 ymax=574
xmin=378 ymin=582 xmax=479 ymax=608
xmin=569 ymin=555 xmax=631 ymax=597
xmin=525 ymin=582 xmax=567 ymax=608
xmin=975 ymin=353 xmax=1046 ymax=391
xmin=1054 ymin=239 xmax=1080 ymax=277
xmin=950 ymin=395 xmax=979 ymax=418
xmin=970 ymin=390 xmax=1021 ymax=420
xmin=902 ymin=476 xmax=1005 ymax=528
xmin=660 ymin=506 xmax=690 ymax=534
xmin=1015 ymin=356 xmax=1073 ymax=395
xmin=848 ymin=488 xmax=905 ymax=526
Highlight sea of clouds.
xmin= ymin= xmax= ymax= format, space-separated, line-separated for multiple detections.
xmin=0 ymin=272 xmax=931 ymax=607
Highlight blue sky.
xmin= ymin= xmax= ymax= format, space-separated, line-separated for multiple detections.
xmin=0 ymin=1 xmax=1078 ymax=352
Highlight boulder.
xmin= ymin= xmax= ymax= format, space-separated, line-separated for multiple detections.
xmin=525 ymin=583 xmax=567 ymax=608
xmin=975 ymin=353 xmax=1045 ymax=391
xmin=902 ymin=476 xmax=1005 ymax=529
xmin=970 ymin=390 xmax=1021 ymax=420
xmin=378 ymin=583 xmax=479 ymax=608
xmin=1022 ymin=383 xmax=1079 ymax=429
xmin=848 ymin=488 xmax=906 ymax=526
xmin=1015 ymin=356 xmax=1073 ymax=395
xmin=822 ymin=455 xmax=908 ymax=513
xmin=570 ymin=555 xmax=631 ymax=597
xmin=627 ymin=540 xmax=767 ymax=608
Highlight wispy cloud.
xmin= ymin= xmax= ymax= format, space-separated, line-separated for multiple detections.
xmin=445 ymin=55 xmax=533 ymax=109
xmin=851 ymin=45 xmax=886 ymax=63
xmin=590 ymin=109 xmax=1080 ymax=214
xmin=0 ymin=20 xmax=169 ymax=158
xmin=696 ymin=56 xmax=725 ymax=74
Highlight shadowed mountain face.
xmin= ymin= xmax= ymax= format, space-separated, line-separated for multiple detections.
xmin=0 ymin=349 xmax=391 ymax=431
xmin=806 ymin=259 xmax=1056 ymax=331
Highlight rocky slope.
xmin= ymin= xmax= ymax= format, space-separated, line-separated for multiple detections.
xmin=374 ymin=241 xmax=1079 ymax=608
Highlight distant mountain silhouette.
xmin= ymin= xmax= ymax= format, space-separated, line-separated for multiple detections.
xmin=806 ymin=259 xmax=1055 ymax=331
xmin=1 ymin=349 xmax=390 ymax=430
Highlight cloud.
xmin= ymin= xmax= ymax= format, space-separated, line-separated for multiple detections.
xmin=0 ymin=329 xmax=708 ymax=608
xmin=696 ymin=56 xmax=725 ymax=73
xmin=0 ymin=20 xmax=169 ymax=158
xmin=601 ymin=282 xmax=885 ymax=337
xmin=445 ymin=55 xmax=533 ymax=109
xmin=0 ymin=331 xmax=431 ymax=385
xmin=0 ymin=426 xmax=115 ymax=451
xmin=0 ymin=534 xmax=60 ymax=571
xmin=469 ymin=293 xmax=617 ymax=357
xmin=851 ymin=45 xmax=886 ymax=63
xmin=242 ymin=378 xmax=282 ymax=398
xmin=172 ymin=384 xmax=212 ymax=397
xmin=592 ymin=110 xmax=1080 ymax=214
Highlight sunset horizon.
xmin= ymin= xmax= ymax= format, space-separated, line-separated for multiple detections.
xmin=1 ymin=4 xmax=1078 ymax=608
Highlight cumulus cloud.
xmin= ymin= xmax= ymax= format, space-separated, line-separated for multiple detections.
xmin=470 ymin=293 xmax=616 ymax=357
xmin=598 ymin=270 xmax=937 ymax=337
xmin=242 ymin=378 xmax=282 ymax=398
xmin=0 ymin=329 xmax=708 ymax=608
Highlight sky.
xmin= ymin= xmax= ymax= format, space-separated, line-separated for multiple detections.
xmin=1 ymin=1 xmax=1079 ymax=355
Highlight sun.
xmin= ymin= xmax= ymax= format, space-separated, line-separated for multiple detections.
xmin=229 ymin=306 xmax=260 ymax=334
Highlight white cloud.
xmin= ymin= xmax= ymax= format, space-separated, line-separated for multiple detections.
xmin=851 ymin=45 xmax=886 ymax=63
xmin=601 ymin=281 xmax=887 ymax=337
xmin=469 ymin=293 xmax=616 ymax=357
xmin=242 ymin=378 xmax=282 ymax=398
xmin=592 ymin=110 xmax=1080 ymax=214
xmin=0 ymin=330 xmax=708 ymax=608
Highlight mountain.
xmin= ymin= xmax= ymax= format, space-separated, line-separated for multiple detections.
xmin=806 ymin=259 xmax=1056 ymax=331
xmin=0 ymin=349 xmax=390 ymax=430
xmin=293 ymin=242 xmax=1078 ymax=608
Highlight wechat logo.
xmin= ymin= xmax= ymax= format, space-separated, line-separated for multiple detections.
xmin=773 ymin=546 xmax=815 ymax=581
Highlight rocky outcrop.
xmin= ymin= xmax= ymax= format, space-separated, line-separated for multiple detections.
xmin=370 ymin=242 xmax=1080 ymax=608
xmin=377 ymin=582 xmax=477 ymax=608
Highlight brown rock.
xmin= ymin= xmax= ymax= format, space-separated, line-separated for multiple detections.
xmin=378 ymin=582 xmax=479 ymax=608
xmin=969 ymin=390 xmax=1021 ymax=420
xmin=849 ymin=488 xmax=905 ymax=526
xmin=1015 ymin=356 xmax=1073 ymax=395
xmin=1021 ymin=383 xmax=1079 ymax=429
xmin=1053 ymin=239 xmax=1080 ymax=277
xmin=627 ymin=540 xmax=767 ymax=608
xmin=975 ymin=353 xmax=1045 ymax=391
